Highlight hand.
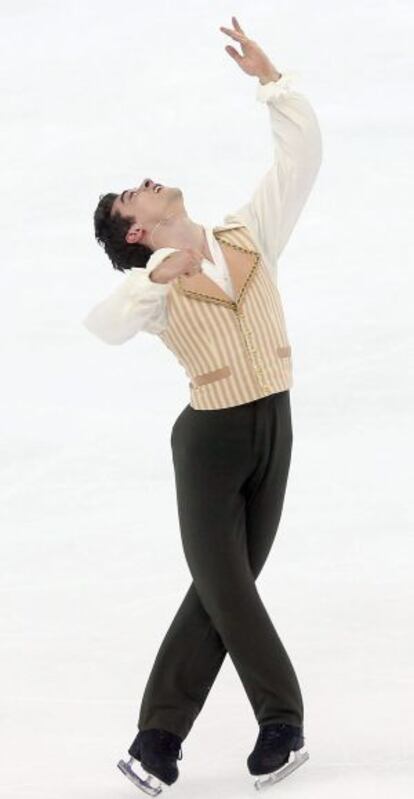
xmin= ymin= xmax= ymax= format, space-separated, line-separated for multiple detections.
xmin=150 ymin=249 xmax=204 ymax=284
xmin=219 ymin=16 xmax=281 ymax=83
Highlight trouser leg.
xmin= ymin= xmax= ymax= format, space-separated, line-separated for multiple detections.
xmin=137 ymin=391 xmax=302 ymax=742
xmin=137 ymin=581 xmax=226 ymax=740
xmin=242 ymin=389 xmax=303 ymax=725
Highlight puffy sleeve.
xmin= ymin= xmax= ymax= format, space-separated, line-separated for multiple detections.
xmin=224 ymin=70 xmax=323 ymax=275
xmin=82 ymin=247 xmax=178 ymax=344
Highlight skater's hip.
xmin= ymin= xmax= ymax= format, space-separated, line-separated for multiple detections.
xmin=170 ymin=389 xmax=291 ymax=447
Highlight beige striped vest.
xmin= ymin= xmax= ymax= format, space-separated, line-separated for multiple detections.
xmin=157 ymin=222 xmax=293 ymax=410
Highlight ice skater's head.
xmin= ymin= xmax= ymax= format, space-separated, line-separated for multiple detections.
xmin=93 ymin=178 xmax=186 ymax=272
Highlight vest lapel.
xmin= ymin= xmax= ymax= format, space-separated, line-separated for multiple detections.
xmin=175 ymin=266 xmax=234 ymax=305
xmin=175 ymin=222 xmax=260 ymax=307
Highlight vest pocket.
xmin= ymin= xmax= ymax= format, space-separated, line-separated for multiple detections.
xmin=277 ymin=345 xmax=291 ymax=358
xmin=191 ymin=365 xmax=232 ymax=387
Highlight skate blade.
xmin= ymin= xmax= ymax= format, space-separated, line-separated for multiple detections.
xmin=254 ymin=747 xmax=309 ymax=790
xmin=117 ymin=757 xmax=163 ymax=796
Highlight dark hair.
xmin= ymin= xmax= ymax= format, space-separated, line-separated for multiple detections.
xmin=93 ymin=192 xmax=153 ymax=272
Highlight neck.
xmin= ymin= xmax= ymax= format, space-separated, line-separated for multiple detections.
xmin=149 ymin=214 xmax=213 ymax=261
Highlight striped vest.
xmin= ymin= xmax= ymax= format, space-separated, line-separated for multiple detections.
xmin=157 ymin=223 xmax=293 ymax=410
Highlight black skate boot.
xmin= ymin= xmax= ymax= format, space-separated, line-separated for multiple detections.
xmin=117 ymin=728 xmax=183 ymax=796
xmin=247 ymin=722 xmax=309 ymax=790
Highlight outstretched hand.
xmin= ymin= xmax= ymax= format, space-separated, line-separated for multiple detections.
xmin=219 ymin=16 xmax=281 ymax=83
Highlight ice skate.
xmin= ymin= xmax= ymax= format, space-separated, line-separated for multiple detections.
xmin=117 ymin=728 xmax=183 ymax=795
xmin=247 ymin=722 xmax=309 ymax=790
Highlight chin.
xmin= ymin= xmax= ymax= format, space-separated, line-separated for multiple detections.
xmin=165 ymin=187 xmax=184 ymax=209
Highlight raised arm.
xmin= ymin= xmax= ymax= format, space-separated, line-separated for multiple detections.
xmin=219 ymin=18 xmax=323 ymax=274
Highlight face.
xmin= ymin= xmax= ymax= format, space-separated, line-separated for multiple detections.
xmin=111 ymin=177 xmax=184 ymax=248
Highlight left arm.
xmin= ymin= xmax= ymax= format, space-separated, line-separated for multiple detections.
xmin=219 ymin=17 xmax=323 ymax=274
xmin=225 ymin=72 xmax=322 ymax=272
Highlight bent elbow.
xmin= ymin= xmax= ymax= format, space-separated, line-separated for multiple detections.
xmin=82 ymin=318 xmax=129 ymax=346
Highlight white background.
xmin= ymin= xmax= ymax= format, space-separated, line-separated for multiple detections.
xmin=1 ymin=1 xmax=413 ymax=797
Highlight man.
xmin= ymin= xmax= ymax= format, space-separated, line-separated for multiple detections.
xmin=83 ymin=16 xmax=322 ymax=795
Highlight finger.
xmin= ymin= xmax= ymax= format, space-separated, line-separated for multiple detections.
xmin=225 ymin=45 xmax=243 ymax=64
xmin=232 ymin=16 xmax=245 ymax=33
xmin=219 ymin=26 xmax=248 ymax=42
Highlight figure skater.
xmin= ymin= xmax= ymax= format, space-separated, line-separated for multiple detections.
xmin=83 ymin=15 xmax=322 ymax=794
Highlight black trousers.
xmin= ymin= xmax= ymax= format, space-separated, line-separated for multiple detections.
xmin=131 ymin=389 xmax=303 ymax=748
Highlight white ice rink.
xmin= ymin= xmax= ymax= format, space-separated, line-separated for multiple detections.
xmin=1 ymin=1 xmax=413 ymax=797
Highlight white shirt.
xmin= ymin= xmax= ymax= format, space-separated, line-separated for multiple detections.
xmin=82 ymin=71 xmax=322 ymax=343
xmin=200 ymin=226 xmax=237 ymax=300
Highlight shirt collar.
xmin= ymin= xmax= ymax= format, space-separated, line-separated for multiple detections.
xmin=203 ymin=226 xmax=226 ymax=268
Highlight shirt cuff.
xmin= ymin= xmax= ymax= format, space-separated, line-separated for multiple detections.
xmin=130 ymin=268 xmax=170 ymax=296
xmin=255 ymin=70 xmax=299 ymax=103
xmin=146 ymin=247 xmax=180 ymax=278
